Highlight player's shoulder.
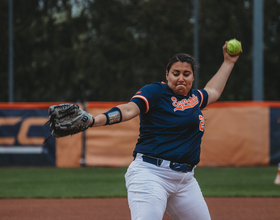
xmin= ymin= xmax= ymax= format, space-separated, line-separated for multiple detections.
xmin=143 ymin=81 xmax=167 ymax=89
xmin=191 ymin=88 xmax=203 ymax=96
xmin=190 ymin=89 xmax=208 ymax=109
xmin=138 ymin=81 xmax=167 ymax=93
xmin=131 ymin=82 xmax=167 ymax=113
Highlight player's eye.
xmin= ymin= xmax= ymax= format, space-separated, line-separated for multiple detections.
xmin=183 ymin=71 xmax=192 ymax=77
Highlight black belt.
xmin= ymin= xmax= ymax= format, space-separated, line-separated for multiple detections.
xmin=141 ymin=155 xmax=194 ymax=173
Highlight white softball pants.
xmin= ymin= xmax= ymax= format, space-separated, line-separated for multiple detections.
xmin=125 ymin=153 xmax=211 ymax=220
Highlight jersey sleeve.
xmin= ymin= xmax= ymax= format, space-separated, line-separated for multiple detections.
xmin=130 ymin=82 xmax=163 ymax=114
xmin=196 ymin=89 xmax=209 ymax=109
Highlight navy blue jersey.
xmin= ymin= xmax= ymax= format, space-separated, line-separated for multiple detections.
xmin=130 ymin=82 xmax=208 ymax=165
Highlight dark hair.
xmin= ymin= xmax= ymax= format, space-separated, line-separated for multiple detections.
xmin=166 ymin=53 xmax=196 ymax=74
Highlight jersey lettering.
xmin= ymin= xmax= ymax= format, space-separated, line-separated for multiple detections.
xmin=199 ymin=115 xmax=205 ymax=131
xmin=171 ymin=95 xmax=199 ymax=111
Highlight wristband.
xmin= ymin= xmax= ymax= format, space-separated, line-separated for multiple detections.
xmin=89 ymin=116 xmax=95 ymax=127
xmin=103 ymin=107 xmax=122 ymax=125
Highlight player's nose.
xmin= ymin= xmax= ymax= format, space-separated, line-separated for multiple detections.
xmin=178 ymin=74 xmax=184 ymax=81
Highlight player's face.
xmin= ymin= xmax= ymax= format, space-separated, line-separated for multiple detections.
xmin=166 ymin=61 xmax=194 ymax=96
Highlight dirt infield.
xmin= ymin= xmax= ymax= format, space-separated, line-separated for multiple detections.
xmin=1 ymin=197 xmax=280 ymax=220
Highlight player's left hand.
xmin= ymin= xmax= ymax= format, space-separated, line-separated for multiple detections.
xmin=45 ymin=103 xmax=94 ymax=140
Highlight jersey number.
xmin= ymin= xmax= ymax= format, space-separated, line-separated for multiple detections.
xmin=199 ymin=115 xmax=205 ymax=131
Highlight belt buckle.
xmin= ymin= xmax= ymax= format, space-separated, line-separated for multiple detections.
xmin=170 ymin=162 xmax=192 ymax=172
xmin=180 ymin=164 xmax=188 ymax=172
xmin=170 ymin=162 xmax=181 ymax=171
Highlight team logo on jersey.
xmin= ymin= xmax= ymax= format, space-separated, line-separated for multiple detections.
xmin=171 ymin=95 xmax=199 ymax=111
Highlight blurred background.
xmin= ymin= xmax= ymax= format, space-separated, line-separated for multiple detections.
xmin=1 ymin=0 xmax=280 ymax=103
xmin=1 ymin=2 xmax=280 ymax=210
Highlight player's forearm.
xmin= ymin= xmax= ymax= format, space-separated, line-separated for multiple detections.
xmin=91 ymin=114 xmax=107 ymax=127
xmin=91 ymin=102 xmax=140 ymax=127
xmin=204 ymin=60 xmax=235 ymax=104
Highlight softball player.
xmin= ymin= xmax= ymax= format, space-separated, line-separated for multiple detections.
xmin=91 ymin=42 xmax=241 ymax=219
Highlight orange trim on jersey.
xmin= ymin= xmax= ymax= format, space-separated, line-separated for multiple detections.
xmin=197 ymin=89 xmax=204 ymax=108
xmin=131 ymin=95 xmax=150 ymax=113
xmin=161 ymin=81 xmax=166 ymax=84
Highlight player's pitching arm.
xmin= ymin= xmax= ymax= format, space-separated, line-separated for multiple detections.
xmin=204 ymin=41 xmax=241 ymax=106
xmin=91 ymin=102 xmax=141 ymax=127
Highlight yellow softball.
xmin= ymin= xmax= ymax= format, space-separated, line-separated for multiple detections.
xmin=226 ymin=39 xmax=242 ymax=56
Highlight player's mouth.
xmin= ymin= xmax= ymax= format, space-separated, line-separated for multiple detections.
xmin=176 ymin=84 xmax=187 ymax=90
xmin=175 ymin=85 xmax=187 ymax=95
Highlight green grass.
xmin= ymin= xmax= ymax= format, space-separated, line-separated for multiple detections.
xmin=0 ymin=167 xmax=127 ymax=198
xmin=0 ymin=166 xmax=279 ymax=198
xmin=195 ymin=166 xmax=280 ymax=197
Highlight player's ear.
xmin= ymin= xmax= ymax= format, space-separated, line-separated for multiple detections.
xmin=166 ymin=70 xmax=169 ymax=80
